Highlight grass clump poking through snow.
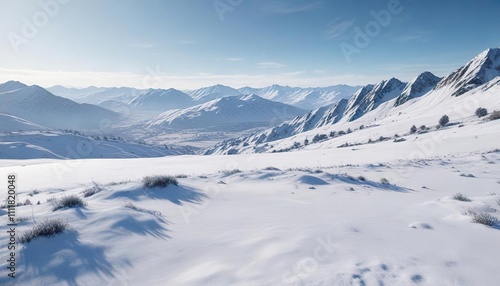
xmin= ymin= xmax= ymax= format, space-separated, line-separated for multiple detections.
xmin=221 ymin=169 xmax=242 ymax=175
xmin=489 ymin=110 xmax=500 ymax=120
xmin=125 ymin=202 xmax=161 ymax=216
xmin=83 ymin=183 xmax=103 ymax=197
xmin=264 ymin=166 xmax=281 ymax=171
xmin=357 ymin=175 xmax=366 ymax=181
xmin=452 ymin=193 xmax=472 ymax=202
xmin=463 ymin=209 xmax=498 ymax=227
xmin=143 ymin=175 xmax=178 ymax=189
xmin=19 ymin=218 xmax=69 ymax=244
xmin=380 ymin=178 xmax=390 ymax=185
xmin=52 ymin=195 xmax=87 ymax=211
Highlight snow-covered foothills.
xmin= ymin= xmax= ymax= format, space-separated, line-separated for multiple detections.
xmin=0 ymin=48 xmax=499 ymax=285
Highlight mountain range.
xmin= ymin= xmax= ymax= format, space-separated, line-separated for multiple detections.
xmin=0 ymin=81 xmax=120 ymax=130
xmin=205 ymin=48 xmax=500 ymax=155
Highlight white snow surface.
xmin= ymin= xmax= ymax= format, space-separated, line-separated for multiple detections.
xmin=0 ymin=135 xmax=499 ymax=285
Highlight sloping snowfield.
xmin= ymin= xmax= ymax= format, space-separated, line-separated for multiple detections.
xmin=1 ymin=128 xmax=499 ymax=285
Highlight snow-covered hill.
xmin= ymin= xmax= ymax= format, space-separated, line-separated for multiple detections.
xmin=0 ymin=82 xmax=120 ymax=131
xmin=0 ymin=131 xmax=187 ymax=159
xmin=0 ymin=113 xmax=48 ymax=132
xmin=128 ymin=88 xmax=194 ymax=112
xmin=148 ymin=94 xmax=307 ymax=130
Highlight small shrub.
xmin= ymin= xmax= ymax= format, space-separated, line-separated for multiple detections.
xmin=83 ymin=183 xmax=103 ymax=198
xmin=105 ymin=180 xmax=131 ymax=186
xmin=496 ymin=199 xmax=500 ymax=206
xmin=28 ymin=190 xmax=40 ymax=197
xmin=175 ymin=174 xmax=188 ymax=179
xmin=490 ymin=110 xmax=500 ymax=120
xmin=221 ymin=169 xmax=242 ymax=176
xmin=143 ymin=175 xmax=178 ymax=189
xmin=475 ymin=107 xmax=488 ymax=118
xmin=380 ymin=178 xmax=390 ymax=185
xmin=410 ymin=125 xmax=417 ymax=134
xmin=452 ymin=193 xmax=471 ymax=202
xmin=125 ymin=202 xmax=161 ymax=216
xmin=19 ymin=218 xmax=69 ymax=244
xmin=52 ymin=195 xmax=87 ymax=211
xmin=419 ymin=125 xmax=427 ymax=131
xmin=463 ymin=208 xmax=498 ymax=226
xmin=357 ymin=175 xmax=366 ymax=181
xmin=264 ymin=166 xmax=281 ymax=171
xmin=439 ymin=115 xmax=449 ymax=127
xmin=24 ymin=199 xmax=32 ymax=205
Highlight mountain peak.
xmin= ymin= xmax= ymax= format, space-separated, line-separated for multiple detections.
xmin=0 ymin=80 xmax=28 ymax=93
xmin=394 ymin=72 xmax=441 ymax=106
xmin=434 ymin=47 xmax=500 ymax=96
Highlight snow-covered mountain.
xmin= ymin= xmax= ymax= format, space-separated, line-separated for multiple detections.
xmin=128 ymin=88 xmax=194 ymax=112
xmin=205 ymin=48 xmax=500 ymax=155
xmin=434 ymin=47 xmax=500 ymax=97
xmin=188 ymin=84 xmax=241 ymax=103
xmin=147 ymin=94 xmax=307 ymax=130
xmin=394 ymin=72 xmax=441 ymax=107
xmin=0 ymin=82 xmax=120 ymax=130
xmin=343 ymin=78 xmax=406 ymax=122
xmin=239 ymin=84 xmax=359 ymax=110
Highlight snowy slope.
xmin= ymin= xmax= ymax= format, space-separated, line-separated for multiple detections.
xmin=1 ymin=132 xmax=499 ymax=285
xmin=0 ymin=131 xmax=185 ymax=159
xmin=434 ymin=47 xmax=500 ymax=97
xmin=0 ymin=113 xmax=48 ymax=132
xmin=0 ymin=83 xmax=121 ymax=130
xmin=128 ymin=88 xmax=194 ymax=112
xmin=147 ymin=94 xmax=307 ymax=129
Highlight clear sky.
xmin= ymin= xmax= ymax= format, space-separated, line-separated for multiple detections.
xmin=0 ymin=0 xmax=499 ymax=89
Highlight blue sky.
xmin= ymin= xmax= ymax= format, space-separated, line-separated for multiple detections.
xmin=0 ymin=0 xmax=499 ymax=89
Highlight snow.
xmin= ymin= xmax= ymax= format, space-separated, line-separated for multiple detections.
xmin=1 ymin=144 xmax=499 ymax=285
